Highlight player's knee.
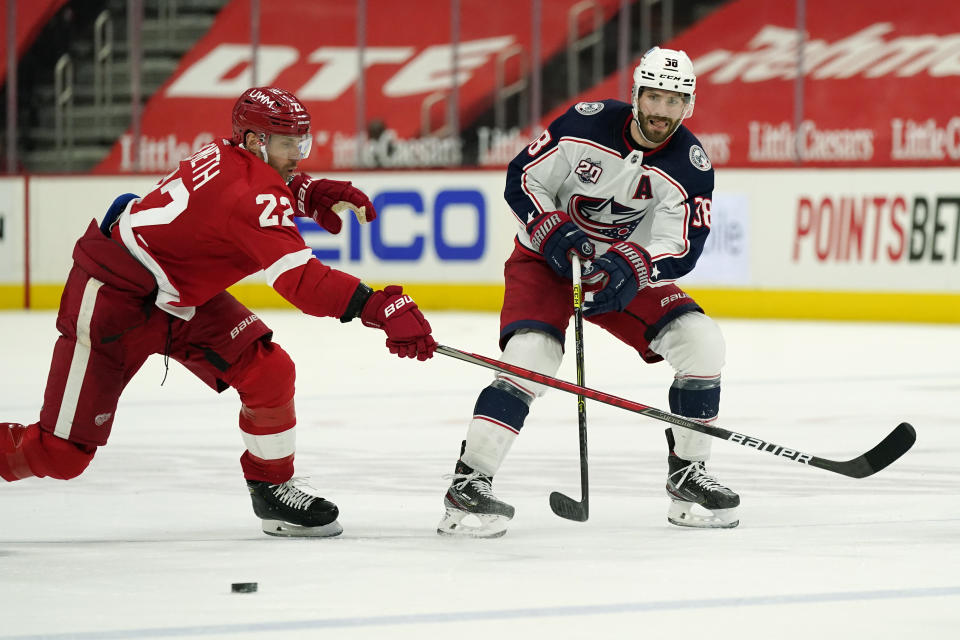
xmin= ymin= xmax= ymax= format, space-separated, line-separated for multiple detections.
xmin=654 ymin=312 xmax=725 ymax=377
xmin=236 ymin=340 xmax=296 ymax=408
xmin=498 ymin=330 xmax=563 ymax=398
xmin=258 ymin=341 xmax=296 ymax=389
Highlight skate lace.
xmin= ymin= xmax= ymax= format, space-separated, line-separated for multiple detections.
xmin=271 ymin=477 xmax=318 ymax=511
xmin=671 ymin=461 xmax=728 ymax=492
xmin=444 ymin=470 xmax=496 ymax=499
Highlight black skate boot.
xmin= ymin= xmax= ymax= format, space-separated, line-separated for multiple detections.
xmin=247 ymin=478 xmax=343 ymax=537
xmin=665 ymin=429 xmax=740 ymax=529
xmin=437 ymin=445 xmax=515 ymax=538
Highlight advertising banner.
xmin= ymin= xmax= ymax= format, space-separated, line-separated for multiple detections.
xmin=719 ymin=168 xmax=960 ymax=291
xmin=292 ymin=171 xmax=516 ymax=283
xmin=92 ymin=0 xmax=620 ymax=174
xmin=9 ymin=169 xmax=960 ymax=320
xmin=552 ymin=0 xmax=960 ymax=168
xmin=0 ymin=178 xmax=25 ymax=299
xmin=23 ymin=171 xmax=517 ymax=290
xmin=677 ymin=192 xmax=752 ymax=286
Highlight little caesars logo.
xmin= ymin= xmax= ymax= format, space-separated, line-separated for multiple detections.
xmin=891 ymin=117 xmax=960 ymax=160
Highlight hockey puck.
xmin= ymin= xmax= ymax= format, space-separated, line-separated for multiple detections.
xmin=231 ymin=582 xmax=258 ymax=593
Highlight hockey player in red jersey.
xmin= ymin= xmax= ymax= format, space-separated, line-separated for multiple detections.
xmin=438 ymin=48 xmax=738 ymax=537
xmin=0 ymin=87 xmax=437 ymax=537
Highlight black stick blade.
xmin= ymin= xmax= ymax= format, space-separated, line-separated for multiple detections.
xmin=549 ymin=491 xmax=589 ymax=522
xmin=860 ymin=422 xmax=916 ymax=477
xmin=824 ymin=422 xmax=917 ymax=478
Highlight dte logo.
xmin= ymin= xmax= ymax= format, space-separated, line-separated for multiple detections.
xmin=296 ymin=189 xmax=486 ymax=262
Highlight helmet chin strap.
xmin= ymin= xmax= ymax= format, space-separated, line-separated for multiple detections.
xmin=239 ymin=136 xmax=270 ymax=163
xmin=256 ymin=134 xmax=269 ymax=162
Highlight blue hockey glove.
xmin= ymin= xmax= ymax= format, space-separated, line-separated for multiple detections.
xmin=582 ymin=241 xmax=651 ymax=317
xmin=526 ymin=210 xmax=595 ymax=280
xmin=99 ymin=193 xmax=140 ymax=235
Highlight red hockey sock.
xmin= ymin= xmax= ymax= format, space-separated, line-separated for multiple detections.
xmin=230 ymin=341 xmax=298 ymax=484
xmin=240 ymin=451 xmax=295 ymax=484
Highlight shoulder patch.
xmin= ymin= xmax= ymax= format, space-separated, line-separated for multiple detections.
xmin=689 ymin=145 xmax=712 ymax=171
xmin=575 ymin=101 xmax=605 ymax=116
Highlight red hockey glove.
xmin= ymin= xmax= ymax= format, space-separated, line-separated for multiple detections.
xmin=526 ymin=210 xmax=595 ymax=280
xmin=582 ymin=241 xmax=651 ymax=317
xmin=289 ymin=173 xmax=377 ymax=235
xmin=360 ymin=286 xmax=437 ymax=361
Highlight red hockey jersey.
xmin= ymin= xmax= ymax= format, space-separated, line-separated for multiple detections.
xmin=114 ymin=139 xmax=360 ymax=320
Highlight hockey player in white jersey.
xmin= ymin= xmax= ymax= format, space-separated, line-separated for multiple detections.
xmin=438 ymin=47 xmax=739 ymax=537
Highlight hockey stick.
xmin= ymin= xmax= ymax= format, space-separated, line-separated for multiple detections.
xmin=436 ymin=345 xmax=916 ymax=479
xmin=549 ymin=255 xmax=589 ymax=521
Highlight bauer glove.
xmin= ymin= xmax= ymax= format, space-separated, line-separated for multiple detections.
xmin=289 ymin=173 xmax=376 ymax=235
xmin=360 ymin=286 xmax=437 ymax=361
xmin=582 ymin=241 xmax=651 ymax=317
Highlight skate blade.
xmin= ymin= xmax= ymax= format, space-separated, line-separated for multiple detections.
xmin=261 ymin=519 xmax=344 ymax=538
xmin=667 ymin=501 xmax=739 ymax=529
xmin=436 ymin=508 xmax=509 ymax=538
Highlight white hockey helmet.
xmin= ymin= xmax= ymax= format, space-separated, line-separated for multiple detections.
xmin=631 ymin=47 xmax=696 ymax=124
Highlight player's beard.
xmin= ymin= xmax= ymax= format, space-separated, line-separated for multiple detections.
xmin=637 ymin=112 xmax=681 ymax=145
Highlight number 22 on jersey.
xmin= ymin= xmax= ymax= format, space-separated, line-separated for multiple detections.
xmin=257 ymin=194 xmax=296 ymax=227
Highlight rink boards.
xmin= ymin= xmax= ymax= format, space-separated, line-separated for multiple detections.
xmin=1 ymin=169 xmax=958 ymax=322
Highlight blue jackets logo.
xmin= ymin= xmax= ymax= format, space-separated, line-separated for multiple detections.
xmin=567 ymin=194 xmax=646 ymax=242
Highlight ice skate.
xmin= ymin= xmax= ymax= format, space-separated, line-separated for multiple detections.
xmin=437 ymin=460 xmax=515 ymax=538
xmin=247 ymin=478 xmax=343 ymax=537
xmin=665 ymin=431 xmax=740 ymax=528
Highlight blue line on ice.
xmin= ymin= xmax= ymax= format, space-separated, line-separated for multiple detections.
xmin=4 ymin=585 xmax=959 ymax=639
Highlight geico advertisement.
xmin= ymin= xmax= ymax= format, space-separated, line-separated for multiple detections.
xmin=25 ymin=172 xmax=516 ymax=286
xmin=731 ymin=168 xmax=960 ymax=291
xmin=290 ymin=171 xmax=516 ymax=282
xmin=0 ymin=178 xmax=25 ymax=284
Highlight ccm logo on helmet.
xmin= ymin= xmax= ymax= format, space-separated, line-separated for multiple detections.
xmin=384 ymin=295 xmax=414 ymax=318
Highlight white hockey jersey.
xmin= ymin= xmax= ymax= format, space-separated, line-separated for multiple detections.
xmin=505 ymin=99 xmax=714 ymax=284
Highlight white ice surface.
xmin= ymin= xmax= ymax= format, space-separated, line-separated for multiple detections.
xmin=1 ymin=310 xmax=958 ymax=639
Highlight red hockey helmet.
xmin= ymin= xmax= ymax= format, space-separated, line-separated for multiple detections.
xmin=231 ymin=87 xmax=312 ymax=160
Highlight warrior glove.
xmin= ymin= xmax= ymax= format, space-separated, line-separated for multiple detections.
xmin=526 ymin=210 xmax=595 ymax=280
xmin=582 ymin=241 xmax=652 ymax=317
xmin=289 ymin=174 xmax=376 ymax=235
xmin=360 ymin=286 xmax=437 ymax=361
